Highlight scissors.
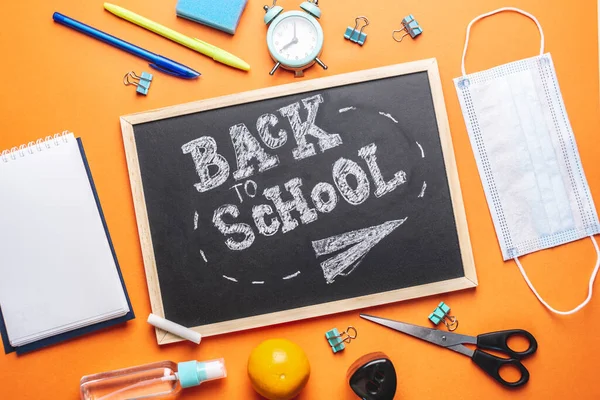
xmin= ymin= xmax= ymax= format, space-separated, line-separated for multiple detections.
xmin=360 ymin=314 xmax=538 ymax=388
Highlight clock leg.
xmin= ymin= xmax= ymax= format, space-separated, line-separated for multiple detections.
xmin=269 ymin=62 xmax=282 ymax=75
xmin=315 ymin=58 xmax=328 ymax=70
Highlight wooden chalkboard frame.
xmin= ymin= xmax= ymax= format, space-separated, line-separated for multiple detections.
xmin=121 ymin=59 xmax=477 ymax=345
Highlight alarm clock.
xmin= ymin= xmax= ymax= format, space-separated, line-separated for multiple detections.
xmin=263 ymin=0 xmax=328 ymax=77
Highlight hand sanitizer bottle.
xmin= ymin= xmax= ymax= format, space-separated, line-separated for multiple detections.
xmin=80 ymin=359 xmax=226 ymax=399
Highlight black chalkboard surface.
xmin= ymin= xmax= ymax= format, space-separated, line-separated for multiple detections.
xmin=122 ymin=60 xmax=477 ymax=344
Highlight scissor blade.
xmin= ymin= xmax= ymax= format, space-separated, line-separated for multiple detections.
xmin=360 ymin=314 xmax=476 ymax=350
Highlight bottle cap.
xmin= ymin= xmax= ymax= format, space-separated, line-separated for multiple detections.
xmin=178 ymin=359 xmax=227 ymax=388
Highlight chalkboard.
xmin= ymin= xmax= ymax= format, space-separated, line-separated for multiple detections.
xmin=122 ymin=60 xmax=477 ymax=344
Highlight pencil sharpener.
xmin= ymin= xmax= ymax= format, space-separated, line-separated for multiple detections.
xmin=347 ymin=352 xmax=397 ymax=400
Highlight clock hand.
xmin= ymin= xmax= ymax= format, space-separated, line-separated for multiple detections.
xmin=280 ymin=40 xmax=294 ymax=51
xmin=280 ymin=37 xmax=299 ymax=51
xmin=293 ymin=22 xmax=297 ymax=40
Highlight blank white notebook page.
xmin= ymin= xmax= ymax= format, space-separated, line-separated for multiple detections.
xmin=0 ymin=134 xmax=129 ymax=346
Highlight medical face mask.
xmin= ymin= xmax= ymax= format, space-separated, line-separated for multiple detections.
xmin=454 ymin=8 xmax=600 ymax=315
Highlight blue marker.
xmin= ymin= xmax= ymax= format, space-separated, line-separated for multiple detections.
xmin=53 ymin=12 xmax=200 ymax=79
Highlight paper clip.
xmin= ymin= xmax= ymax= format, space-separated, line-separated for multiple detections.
xmin=325 ymin=326 xmax=357 ymax=353
xmin=344 ymin=16 xmax=369 ymax=46
xmin=428 ymin=301 xmax=458 ymax=331
xmin=123 ymin=71 xmax=153 ymax=95
xmin=392 ymin=14 xmax=423 ymax=42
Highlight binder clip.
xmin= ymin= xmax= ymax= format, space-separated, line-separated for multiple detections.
xmin=344 ymin=16 xmax=369 ymax=46
xmin=428 ymin=301 xmax=458 ymax=331
xmin=123 ymin=71 xmax=153 ymax=95
xmin=392 ymin=14 xmax=422 ymax=42
xmin=326 ymin=326 xmax=357 ymax=353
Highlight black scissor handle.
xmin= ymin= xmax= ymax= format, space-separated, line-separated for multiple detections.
xmin=477 ymin=329 xmax=538 ymax=359
xmin=472 ymin=350 xmax=530 ymax=388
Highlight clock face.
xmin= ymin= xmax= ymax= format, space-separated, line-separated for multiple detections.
xmin=271 ymin=15 xmax=320 ymax=64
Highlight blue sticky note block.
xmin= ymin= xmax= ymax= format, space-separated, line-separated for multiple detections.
xmin=176 ymin=0 xmax=248 ymax=35
xmin=325 ymin=328 xmax=346 ymax=353
xmin=344 ymin=27 xmax=367 ymax=45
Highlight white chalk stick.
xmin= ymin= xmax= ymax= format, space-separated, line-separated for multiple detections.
xmin=147 ymin=314 xmax=202 ymax=344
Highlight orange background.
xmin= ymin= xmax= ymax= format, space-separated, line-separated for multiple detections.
xmin=1 ymin=0 xmax=599 ymax=398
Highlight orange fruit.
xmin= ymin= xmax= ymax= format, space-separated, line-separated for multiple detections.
xmin=247 ymin=339 xmax=311 ymax=400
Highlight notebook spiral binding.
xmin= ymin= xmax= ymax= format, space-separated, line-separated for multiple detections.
xmin=1 ymin=131 xmax=72 ymax=163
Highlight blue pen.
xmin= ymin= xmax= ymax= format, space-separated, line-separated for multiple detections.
xmin=53 ymin=12 xmax=200 ymax=79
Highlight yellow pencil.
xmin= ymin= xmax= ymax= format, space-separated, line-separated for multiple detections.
xmin=104 ymin=3 xmax=250 ymax=72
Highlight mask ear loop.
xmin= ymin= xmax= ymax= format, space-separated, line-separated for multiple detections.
xmin=460 ymin=7 xmax=545 ymax=76
xmin=514 ymin=236 xmax=600 ymax=315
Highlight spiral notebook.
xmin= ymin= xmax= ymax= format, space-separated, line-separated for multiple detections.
xmin=0 ymin=132 xmax=134 ymax=354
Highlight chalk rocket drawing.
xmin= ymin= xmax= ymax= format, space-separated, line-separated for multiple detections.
xmin=312 ymin=218 xmax=407 ymax=284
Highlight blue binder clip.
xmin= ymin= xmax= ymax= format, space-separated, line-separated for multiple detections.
xmin=392 ymin=14 xmax=423 ymax=42
xmin=123 ymin=71 xmax=153 ymax=95
xmin=428 ymin=301 xmax=458 ymax=331
xmin=344 ymin=16 xmax=369 ymax=46
xmin=325 ymin=326 xmax=357 ymax=353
